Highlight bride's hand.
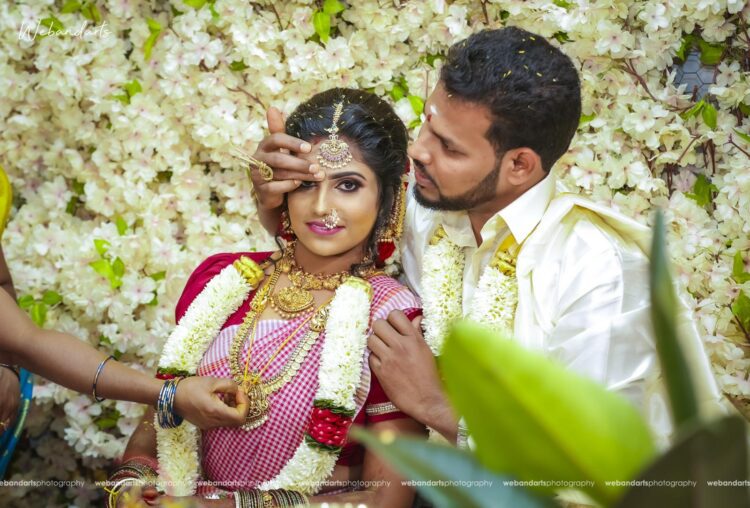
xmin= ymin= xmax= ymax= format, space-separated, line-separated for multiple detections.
xmin=247 ymin=107 xmax=322 ymax=211
xmin=172 ymin=377 xmax=249 ymax=429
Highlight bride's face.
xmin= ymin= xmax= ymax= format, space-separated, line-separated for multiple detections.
xmin=286 ymin=139 xmax=380 ymax=261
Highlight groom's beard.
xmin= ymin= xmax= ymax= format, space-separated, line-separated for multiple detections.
xmin=412 ymin=158 xmax=501 ymax=212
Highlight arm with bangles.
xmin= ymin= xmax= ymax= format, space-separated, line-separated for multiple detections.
xmin=0 ymin=288 xmax=249 ymax=429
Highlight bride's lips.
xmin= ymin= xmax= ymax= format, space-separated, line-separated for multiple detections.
xmin=307 ymin=221 xmax=344 ymax=236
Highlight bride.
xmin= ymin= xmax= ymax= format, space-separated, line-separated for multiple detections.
xmin=112 ymin=88 xmax=425 ymax=507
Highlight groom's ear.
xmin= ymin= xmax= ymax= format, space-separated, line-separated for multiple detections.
xmin=503 ymin=147 xmax=544 ymax=187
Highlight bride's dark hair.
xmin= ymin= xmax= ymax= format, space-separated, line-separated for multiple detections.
xmin=282 ymin=88 xmax=408 ymax=276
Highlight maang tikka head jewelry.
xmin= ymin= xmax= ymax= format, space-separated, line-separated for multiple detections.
xmin=323 ymin=208 xmax=340 ymax=230
xmin=318 ymin=102 xmax=352 ymax=170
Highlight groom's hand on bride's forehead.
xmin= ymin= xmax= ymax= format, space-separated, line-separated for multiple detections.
xmin=246 ymin=107 xmax=326 ymax=209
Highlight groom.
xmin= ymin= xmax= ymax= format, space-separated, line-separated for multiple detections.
xmin=248 ymin=27 xmax=722 ymax=445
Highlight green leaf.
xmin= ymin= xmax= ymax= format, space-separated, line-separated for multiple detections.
xmin=733 ymin=128 xmax=750 ymax=144
xmin=183 ymin=0 xmax=207 ymax=8
xmin=95 ymin=409 xmax=122 ymax=430
xmin=147 ymin=294 xmax=159 ymax=306
xmin=149 ymin=271 xmax=166 ymax=281
xmin=553 ymin=31 xmax=571 ymax=44
xmin=675 ymin=34 xmax=694 ymax=62
xmin=115 ymin=216 xmax=128 ymax=236
xmin=739 ymin=103 xmax=750 ymax=116
xmin=40 ymin=16 xmax=65 ymax=33
xmin=229 ymin=60 xmax=248 ymax=71
xmin=442 ymin=321 xmax=656 ymax=505
xmin=680 ymin=99 xmax=705 ymax=120
xmin=312 ymin=11 xmax=331 ymax=43
xmin=208 ymin=0 xmax=219 ymax=20
xmin=408 ymin=118 xmax=422 ymax=129
xmin=98 ymin=335 xmax=112 ymax=346
xmin=408 ymin=95 xmax=424 ymax=116
xmin=146 ymin=17 xmax=162 ymax=33
xmin=323 ymin=0 xmax=345 ymax=15
xmin=72 ymin=180 xmax=85 ymax=195
xmin=685 ymin=174 xmax=718 ymax=208
xmin=89 ymin=259 xmax=114 ymax=280
xmin=701 ymin=102 xmax=717 ymax=130
xmin=733 ymin=252 xmax=750 ymax=283
xmin=17 ymin=295 xmax=35 ymax=310
xmin=41 ymin=290 xmax=62 ymax=306
xmin=552 ymin=0 xmax=573 ymax=9
xmin=144 ymin=18 xmax=162 ymax=61
xmin=30 ymin=302 xmax=48 ymax=328
xmin=650 ymin=211 xmax=700 ymax=429
xmin=732 ymin=291 xmax=750 ymax=335
xmin=579 ymin=113 xmax=596 ymax=125
xmin=93 ymin=239 xmax=110 ymax=258
xmin=697 ymin=38 xmax=724 ymax=65
xmin=108 ymin=93 xmax=130 ymax=105
xmin=112 ymin=257 xmax=125 ymax=278
xmin=60 ymin=0 xmax=82 ymax=14
xmin=616 ymin=416 xmax=748 ymax=508
xmin=352 ymin=428 xmax=557 ymax=508
xmin=421 ymin=53 xmax=443 ymax=67
xmin=390 ymin=83 xmax=407 ymax=102
xmin=81 ymin=4 xmax=102 ymax=23
xmin=123 ymin=79 xmax=142 ymax=98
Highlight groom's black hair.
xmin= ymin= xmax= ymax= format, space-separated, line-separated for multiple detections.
xmin=284 ymin=88 xmax=408 ymax=275
xmin=441 ymin=27 xmax=581 ymax=172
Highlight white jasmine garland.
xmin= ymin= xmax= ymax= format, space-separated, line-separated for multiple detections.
xmin=421 ymin=225 xmax=519 ymax=354
xmin=156 ymin=263 xmax=253 ymax=496
xmin=156 ymin=270 xmax=373 ymax=496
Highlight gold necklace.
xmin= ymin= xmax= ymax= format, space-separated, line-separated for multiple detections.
xmin=270 ymin=243 xmax=349 ymax=318
xmin=270 ymin=242 xmax=384 ymax=318
xmin=229 ymin=263 xmax=333 ymax=430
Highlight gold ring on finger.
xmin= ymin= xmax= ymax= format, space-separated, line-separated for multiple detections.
xmin=255 ymin=160 xmax=274 ymax=182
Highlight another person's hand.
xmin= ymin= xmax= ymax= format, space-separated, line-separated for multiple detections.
xmin=247 ymin=107 xmax=322 ymax=211
xmin=173 ymin=377 xmax=249 ymax=430
xmin=368 ymin=311 xmax=458 ymax=441
xmin=0 ymin=366 xmax=20 ymax=433
xmin=115 ymin=483 xmax=161 ymax=507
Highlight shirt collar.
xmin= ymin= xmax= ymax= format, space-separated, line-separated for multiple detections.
xmin=498 ymin=172 xmax=556 ymax=245
xmin=434 ymin=172 xmax=556 ymax=248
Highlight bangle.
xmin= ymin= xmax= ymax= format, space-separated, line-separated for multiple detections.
xmin=0 ymin=363 xmax=20 ymax=382
xmin=156 ymin=377 xmax=184 ymax=428
xmin=92 ymin=355 xmax=115 ymax=402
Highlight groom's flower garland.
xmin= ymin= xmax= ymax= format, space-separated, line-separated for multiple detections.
xmin=420 ymin=226 xmax=519 ymax=443
xmin=421 ymin=224 xmax=520 ymax=355
xmin=155 ymin=258 xmax=373 ymax=497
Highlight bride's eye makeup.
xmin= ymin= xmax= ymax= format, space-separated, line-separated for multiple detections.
xmin=336 ymin=179 xmax=360 ymax=192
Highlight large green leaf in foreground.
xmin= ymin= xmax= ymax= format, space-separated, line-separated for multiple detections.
xmin=352 ymin=428 xmax=555 ymax=508
xmin=442 ymin=321 xmax=656 ymax=506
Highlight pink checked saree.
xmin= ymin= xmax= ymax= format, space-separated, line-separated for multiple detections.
xmin=174 ymin=252 xmax=421 ymax=495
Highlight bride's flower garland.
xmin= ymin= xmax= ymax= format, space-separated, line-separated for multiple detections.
xmin=421 ymin=224 xmax=520 ymax=355
xmin=155 ymin=258 xmax=373 ymax=497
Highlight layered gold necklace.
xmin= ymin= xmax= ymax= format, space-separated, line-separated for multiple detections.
xmin=230 ymin=245 xmax=384 ymax=430
xmin=270 ymin=241 xmax=382 ymax=319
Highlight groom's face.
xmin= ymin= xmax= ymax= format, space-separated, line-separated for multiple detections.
xmin=408 ymin=82 xmax=501 ymax=211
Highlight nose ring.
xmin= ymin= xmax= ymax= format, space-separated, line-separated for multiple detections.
xmin=323 ymin=209 xmax=340 ymax=230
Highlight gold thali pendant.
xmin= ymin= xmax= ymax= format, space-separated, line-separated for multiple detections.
xmin=241 ymin=377 xmax=270 ymax=431
xmin=272 ymin=286 xmax=314 ymax=316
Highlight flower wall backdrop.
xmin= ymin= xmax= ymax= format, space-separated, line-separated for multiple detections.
xmin=1 ymin=0 xmax=749 ymax=505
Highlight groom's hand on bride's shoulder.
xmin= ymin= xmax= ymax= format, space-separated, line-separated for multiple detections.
xmin=248 ymin=107 xmax=325 ymax=211
xmin=368 ymin=311 xmax=443 ymax=422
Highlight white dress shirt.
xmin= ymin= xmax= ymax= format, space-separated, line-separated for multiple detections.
xmin=401 ymin=173 xmax=725 ymax=446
